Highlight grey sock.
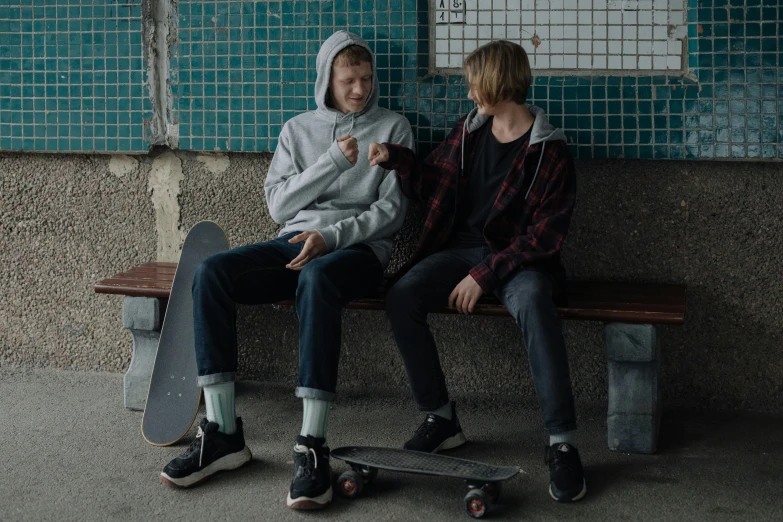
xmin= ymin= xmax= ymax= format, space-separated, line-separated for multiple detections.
xmin=549 ymin=430 xmax=576 ymax=447
xmin=427 ymin=402 xmax=453 ymax=421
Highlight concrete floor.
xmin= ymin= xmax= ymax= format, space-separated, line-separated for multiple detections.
xmin=2 ymin=367 xmax=782 ymax=522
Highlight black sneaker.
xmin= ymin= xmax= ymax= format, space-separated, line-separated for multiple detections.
xmin=545 ymin=443 xmax=587 ymax=502
xmin=286 ymin=435 xmax=332 ymax=510
xmin=403 ymin=401 xmax=467 ymax=453
xmin=160 ymin=417 xmax=252 ymax=488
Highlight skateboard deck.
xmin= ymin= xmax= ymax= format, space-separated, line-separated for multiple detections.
xmin=141 ymin=221 xmax=229 ymax=446
xmin=332 ymin=446 xmax=521 ymax=518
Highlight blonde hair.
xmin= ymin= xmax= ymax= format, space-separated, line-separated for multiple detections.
xmin=333 ymin=44 xmax=373 ymax=67
xmin=463 ymin=40 xmax=531 ymax=106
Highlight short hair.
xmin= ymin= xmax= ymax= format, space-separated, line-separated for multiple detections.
xmin=333 ymin=44 xmax=373 ymax=67
xmin=463 ymin=40 xmax=531 ymax=106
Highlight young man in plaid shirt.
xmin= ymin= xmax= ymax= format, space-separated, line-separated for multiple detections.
xmin=369 ymin=40 xmax=586 ymax=502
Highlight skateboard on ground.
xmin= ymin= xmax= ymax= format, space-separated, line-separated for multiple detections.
xmin=331 ymin=446 xmax=521 ymax=519
xmin=142 ymin=221 xmax=229 ymax=446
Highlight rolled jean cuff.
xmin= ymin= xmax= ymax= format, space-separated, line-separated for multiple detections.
xmin=544 ymin=423 xmax=578 ymax=435
xmin=197 ymin=372 xmax=236 ymax=387
xmin=295 ymin=386 xmax=335 ymax=402
xmin=416 ymin=398 xmax=450 ymax=412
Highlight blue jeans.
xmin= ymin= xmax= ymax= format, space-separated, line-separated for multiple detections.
xmin=193 ymin=232 xmax=384 ymax=401
xmin=385 ymin=247 xmax=577 ymax=435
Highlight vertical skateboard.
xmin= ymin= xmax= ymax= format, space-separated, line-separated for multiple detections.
xmin=141 ymin=221 xmax=229 ymax=446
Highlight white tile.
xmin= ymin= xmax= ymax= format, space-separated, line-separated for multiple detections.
xmin=436 ymin=26 xmax=448 ymax=39
xmin=578 ymin=11 xmax=592 ymax=24
xmin=478 ymin=0 xmax=493 ymax=10
xmin=464 ymin=40 xmax=478 ymax=54
xmin=669 ymin=11 xmax=685 ymax=25
xmin=450 ymin=25 xmax=464 ymax=39
xmin=623 ymin=26 xmax=637 ymax=39
xmin=535 ymin=54 xmax=550 ymax=68
xmin=507 ymin=0 xmax=521 ymax=9
xmin=578 ymin=0 xmax=592 ymax=8
xmin=550 ymin=40 xmax=564 ymax=53
xmin=537 ymin=40 xmax=550 ymax=53
xmin=608 ymin=11 xmax=622 ymax=25
xmin=478 ymin=39 xmax=491 ymax=47
xmin=450 ymin=40 xmax=463 ymax=54
xmin=578 ymin=40 xmax=591 ymax=53
xmin=593 ymin=41 xmax=606 ymax=54
xmin=564 ymin=11 xmax=577 ymax=24
xmin=551 ymin=0 xmax=564 ymax=9
xmin=436 ymin=40 xmax=449 ymax=53
xmin=654 ymin=10 xmax=668 ymax=25
xmin=507 ymin=26 xmax=521 ymax=39
xmin=434 ymin=0 xmax=447 ymax=7
xmin=638 ymin=41 xmax=653 ymax=54
xmin=593 ymin=55 xmax=607 ymax=69
xmin=493 ymin=0 xmax=505 ymax=9
xmin=550 ymin=11 xmax=563 ymax=24
xmin=520 ymin=11 xmax=535 ymax=25
xmin=669 ymin=0 xmax=682 ymax=9
xmin=593 ymin=26 xmax=607 ymax=39
xmin=564 ymin=55 xmax=577 ymax=68
xmin=522 ymin=40 xmax=536 ymax=55
xmin=451 ymin=11 xmax=464 ymax=23
xmin=667 ymin=55 xmax=681 ymax=70
xmin=653 ymin=55 xmax=667 ymax=69
xmin=436 ymin=55 xmax=449 ymax=68
xmin=493 ymin=11 xmax=505 ymax=24
xmin=466 ymin=11 xmax=478 ymax=24
xmin=493 ymin=26 xmax=507 ymax=38
xmin=624 ymin=40 xmax=638 ymax=54
xmin=593 ymin=11 xmax=606 ymax=24
xmin=579 ymin=25 xmax=592 ymax=39
xmin=435 ymin=10 xmax=449 ymax=24
xmin=623 ymin=11 xmax=637 ymax=25
xmin=521 ymin=25 xmax=536 ymax=37
xmin=608 ymin=40 xmax=622 ymax=55
xmin=579 ymin=55 xmax=592 ymax=68
xmin=536 ymin=26 xmax=549 ymax=39
xmin=638 ymin=10 xmax=653 ymax=25
xmin=564 ymin=40 xmax=577 ymax=54
xmin=638 ymin=26 xmax=653 ymax=40
xmin=550 ymin=26 xmax=564 ymax=39
xmin=465 ymin=26 xmax=477 ymax=38
xmin=564 ymin=26 xmax=577 ymax=39
xmin=478 ymin=11 xmax=491 ymax=24
xmin=478 ymin=25 xmax=492 ymax=38
xmin=668 ymin=40 xmax=682 ymax=55
xmin=623 ymin=55 xmax=636 ymax=69
xmin=550 ymin=55 xmax=564 ymax=68
xmin=608 ymin=26 xmax=622 ymax=39
xmin=523 ymin=0 xmax=536 ymax=10
xmin=507 ymin=11 xmax=521 ymax=24
xmin=653 ymin=26 xmax=667 ymax=39
xmin=449 ymin=55 xmax=462 ymax=68
xmin=593 ymin=0 xmax=608 ymax=9
xmin=653 ymin=41 xmax=667 ymax=55
xmin=639 ymin=55 xmax=652 ymax=69
xmin=536 ymin=11 xmax=550 ymax=24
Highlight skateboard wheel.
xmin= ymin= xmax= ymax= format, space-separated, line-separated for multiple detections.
xmin=464 ymin=488 xmax=490 ymax=519
xmin=337 ymin=470 xmax=363 ymax=498
xmin=482 ymin=482 xmax=501 ymax=503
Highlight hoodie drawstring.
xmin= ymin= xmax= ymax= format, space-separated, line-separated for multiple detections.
xmin=331 ymin=112 xmax=357 ymax=142
xmin=525 ymin=141 xmax=546 ymax=200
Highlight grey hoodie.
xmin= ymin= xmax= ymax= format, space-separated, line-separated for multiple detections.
xmin=264 ymin=31 xmax=414 ymax=267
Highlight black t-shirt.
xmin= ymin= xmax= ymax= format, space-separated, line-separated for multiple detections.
xmin=447 ymin=119 xmax=531 ymax=248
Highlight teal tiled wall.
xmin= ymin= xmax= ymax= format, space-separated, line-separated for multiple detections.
xmin=0 ymin=0 xmax=150 ymax=152
xmin=1 ymin=0 xmax=781 ymax=159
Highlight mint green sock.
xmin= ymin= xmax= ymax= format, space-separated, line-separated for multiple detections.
xmin=203 ymin=382 xmax=236 ymax=434
xmin=300 ymin=398 xmax=330 ymax=440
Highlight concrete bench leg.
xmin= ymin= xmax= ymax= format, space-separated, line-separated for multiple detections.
xmin=604 ymin=323 xmax=661 ymax=454
xmin=122 ymin=296 xmax=163 ymax=411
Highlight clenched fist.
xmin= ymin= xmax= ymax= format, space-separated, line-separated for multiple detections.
xmin=368 ymin=142 xmax=389 ymax=166
xmin=337 ymin=135 xmax=358 ymax=165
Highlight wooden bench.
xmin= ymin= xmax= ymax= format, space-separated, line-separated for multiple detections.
xmin=95 ymin=261 xmax=686 ymax=454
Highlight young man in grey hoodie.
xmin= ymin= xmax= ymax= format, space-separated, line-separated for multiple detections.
xmin=159 ymin=31 xmax=414 ymax=510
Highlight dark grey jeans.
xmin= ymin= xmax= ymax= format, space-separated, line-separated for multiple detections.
xmin=385 ymin=246 xmax=577 ymax=435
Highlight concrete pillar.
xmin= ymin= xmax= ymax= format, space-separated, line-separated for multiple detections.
xmin=122 ymin=296 xmax=164 ymax=410
xmin=604 ymin=322 xmax=661 ymax=454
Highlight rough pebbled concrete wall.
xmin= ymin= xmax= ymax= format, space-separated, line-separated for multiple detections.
xmin=1 ymin=151 xmax=781 ymax=413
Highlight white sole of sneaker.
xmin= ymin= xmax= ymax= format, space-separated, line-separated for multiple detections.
xmin=160 ymin=446 xmax=252 ymax=488
xmin=549 ymin=479 xmax=587 ymax=502
xmin=286 ymin=485 xmax=333 ymax=510
xmin=433 ymin=432 xmax=468 ymax=453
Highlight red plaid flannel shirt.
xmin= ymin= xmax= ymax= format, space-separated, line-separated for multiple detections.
xmin=382 ymin=116 xmax=576 ymax=294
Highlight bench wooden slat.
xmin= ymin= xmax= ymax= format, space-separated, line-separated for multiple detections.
xmin=95 ymin=262 xmax=686 ymax=325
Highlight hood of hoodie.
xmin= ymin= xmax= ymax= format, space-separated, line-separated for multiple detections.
xmin=463 ymin=104 xmax=566 ymax=145
xmin=314 ymin=31 xmax=380 ymax=121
